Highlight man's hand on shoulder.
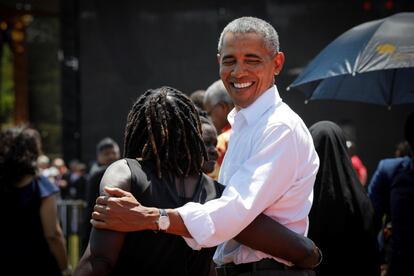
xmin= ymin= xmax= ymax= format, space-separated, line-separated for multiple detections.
xmin=91 ymin=186 xmax=159 ymax=232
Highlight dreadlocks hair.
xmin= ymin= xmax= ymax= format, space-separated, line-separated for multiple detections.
xmin=124 ymin=86 xmax=208 ymax=178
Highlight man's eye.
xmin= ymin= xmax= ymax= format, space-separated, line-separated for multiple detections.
xmin=222 ymin=60 xmax=235 ymax=65
xmin=246 ymin=59 xmax=260 ymax=64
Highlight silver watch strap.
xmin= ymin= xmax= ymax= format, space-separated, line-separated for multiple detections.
xmin=159 ymin=208 xmax=167 ymax=217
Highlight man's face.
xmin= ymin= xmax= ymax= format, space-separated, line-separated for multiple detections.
xmin=97 ymin=147 xmax=120 ymax=167
xmin=217 ymin=32 xmax=284 ymax=109
xmin=204 ymin=101 xmax=230 ymax=132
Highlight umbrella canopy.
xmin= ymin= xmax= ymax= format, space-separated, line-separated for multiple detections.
xmin=288 ymin=12 xmax=414 ymax=107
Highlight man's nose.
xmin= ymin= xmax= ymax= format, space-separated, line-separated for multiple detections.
xmin=231 ymin=62 xmax=247 ymax=78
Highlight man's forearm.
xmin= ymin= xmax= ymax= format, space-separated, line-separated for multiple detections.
xmin=114 ymin=206 xmax=192 ymax=237
xmin=168 ymin=209 xmax=321 ymax=268
xmin=128 ymin=207 xmax=192 ymax=237
xmin=164 ymin=209 xmax=192 ymax=238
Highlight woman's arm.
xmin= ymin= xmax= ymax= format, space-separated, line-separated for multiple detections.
xmin=74 ymin=160 xmax=131 ymax=276
xmin=40 ymin=194 xmax=68 ymax=270
xmin=75 ymin=228 xmax=126 ymax=276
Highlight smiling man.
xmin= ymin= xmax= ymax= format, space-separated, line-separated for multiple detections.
xmin=92 ymin=17 xmax=320 ymax=275
xmin=218 ymin=32 xmax=284 ymax=110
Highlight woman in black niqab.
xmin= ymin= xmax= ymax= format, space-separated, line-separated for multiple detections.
xmin=309 ymin=121 xmax=379 ymax=276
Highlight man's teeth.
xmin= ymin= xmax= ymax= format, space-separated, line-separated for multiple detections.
xmin=234 ymin=82 xmax=252 ymax=88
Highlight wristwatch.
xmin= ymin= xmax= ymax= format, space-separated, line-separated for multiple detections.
xmin=157 ymin=209 xmax=170 ymax=231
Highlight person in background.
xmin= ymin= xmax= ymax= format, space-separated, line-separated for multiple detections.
xmin=368 ymin=112 xmax=414 ymax=275
xmin=194 ymin=112 xmax=221 ymax=275
xmin=309 ymin=121 xmax=379 ymax=276
xmin=81 ymin=138 xmax=121 ymax=254
xmin=53 ymin=158 xmax=68 ymax=175
xmin=346 ymin=140 xmax=368 ymax=186
xmin=92 ymin=17 xmax=321 ymax=275
xmin=59 ymin=159 xmax=80 ymax=199
xmin=51 ymin=158 xmax=69 ymax=195
xmin=0 ymin=126 xmax=68 ymax=275
xmin=394 ymin=140 xmax=411 ymax=158
xmin=203 ymin=79 xmax=233 ymax=135
xmin=190 ymin=89 xmax=206 ymax=111
xmin=199 ymin=115 xmax=219 ymax=176
xmin=89 ymin=137 xmax=120 ymax=176
xmin=37 ymin=154 xmax=51 ymax=175
xmin=388 ymin=112 xmax=414 ymax=276
xmin=37 ymin=154 xmax=60 ymax=184
xmin=203 ymin=79 xmax=234 ymax=180
xmin=68 ymin=162 xmax=88 ymax=200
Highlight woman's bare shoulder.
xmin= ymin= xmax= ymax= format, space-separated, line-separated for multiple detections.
xmin=100 ymin=159 xmax=131 ymax=193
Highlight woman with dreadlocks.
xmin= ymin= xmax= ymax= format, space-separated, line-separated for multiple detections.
xmin=75 ymin=86 xmax=225 ymax=276
xmin=75 ymin=86 xmax=320 ymax=276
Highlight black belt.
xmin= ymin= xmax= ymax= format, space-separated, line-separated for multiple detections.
xmin=215 ymin=258 xmax=287 ymax=276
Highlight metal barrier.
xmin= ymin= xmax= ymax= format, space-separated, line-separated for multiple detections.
xmin=57 ymin=199 xmax=86 ymax=269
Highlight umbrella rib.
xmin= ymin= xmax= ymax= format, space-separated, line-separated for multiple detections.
xmin=388 ymin=70 xmax=396 ymax=109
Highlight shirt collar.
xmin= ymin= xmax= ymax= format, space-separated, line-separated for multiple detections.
xmin=228 ymin=85 xmax=282 ymax=127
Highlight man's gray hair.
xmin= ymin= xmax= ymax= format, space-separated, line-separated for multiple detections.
xmin=204 ymin=79 xmax=234 ymax=107
xmin=217 ymin=17 xmax=279 ymax=55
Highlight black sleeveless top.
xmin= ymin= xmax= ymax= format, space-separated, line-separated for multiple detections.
xmin=110 ymin=158 xmax=224 ymax=276
xmin=1 ymin=176 xmax=62 ymax=276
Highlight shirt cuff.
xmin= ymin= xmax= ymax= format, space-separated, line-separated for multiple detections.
xmin=181 ymin=236 xmax=202 ymax=250
xmin=176 ymin=202 xmax=216 ymax=248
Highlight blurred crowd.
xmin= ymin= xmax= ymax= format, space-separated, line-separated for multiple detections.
xmin=36 ymin=137 xmax=120 ymax=202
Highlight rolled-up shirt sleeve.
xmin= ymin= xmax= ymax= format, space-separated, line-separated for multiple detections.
xmin=177 ymin=124 xmax=299 ymax=248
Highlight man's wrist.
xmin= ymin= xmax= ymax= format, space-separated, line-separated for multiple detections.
xmin=157 ymin=208 xmax=171 ymax=231
xmin=144 ymin=207 xmax=160 ymax=231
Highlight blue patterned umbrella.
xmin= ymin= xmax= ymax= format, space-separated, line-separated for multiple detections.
xmin=288 ymin=12 xmax=414 ymax=108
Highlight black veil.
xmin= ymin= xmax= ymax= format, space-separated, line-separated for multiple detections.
xmin=308 ymin=121 xmax=379 ymax=276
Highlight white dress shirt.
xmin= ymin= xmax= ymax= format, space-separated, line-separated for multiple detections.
xmin=177 ymin=85 xmax=319 ymax=265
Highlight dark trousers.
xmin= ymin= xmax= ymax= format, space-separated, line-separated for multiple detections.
xmin=215 ymin=259 xmax=315 ymax=276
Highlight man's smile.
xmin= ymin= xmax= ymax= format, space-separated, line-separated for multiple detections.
xmin=232 ymin=81 xmax=254 ymax=89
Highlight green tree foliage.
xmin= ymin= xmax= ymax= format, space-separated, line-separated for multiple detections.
xmin=0 ymin=45 xmax=14 ymax=127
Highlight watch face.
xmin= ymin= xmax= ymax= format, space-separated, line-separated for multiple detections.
xmin=159 ymin=216 xmax=170 ymax=230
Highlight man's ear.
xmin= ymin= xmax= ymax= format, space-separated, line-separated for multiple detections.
xmin=217 ymin=54 xmax=221 ymax=64
xmin=274 ymin=52 xmax=285 ymax=75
